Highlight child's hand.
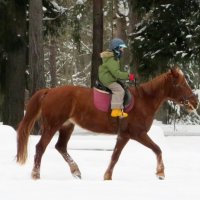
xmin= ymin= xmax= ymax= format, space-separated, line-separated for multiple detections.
xmin=129 ymin=73 xmax=135 ymax=81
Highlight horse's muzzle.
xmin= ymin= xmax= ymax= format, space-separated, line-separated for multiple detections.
xmin=182 ymin=94 xmax=199 ymax=112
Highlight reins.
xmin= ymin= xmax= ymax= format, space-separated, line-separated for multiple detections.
xmin=172 ymin=80 xmax=197 ymax=107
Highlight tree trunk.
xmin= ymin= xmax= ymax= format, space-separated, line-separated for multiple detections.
xmin=0 ymin=56 xmax=6 ymax=121
xmin=29 ymin=0 xmax=45 ymax=135
xmin=29 ymin=0 xmax=45 ymax=96
xmin=49 ymin=37 xmax=57 ymax=87
xmin=0 ymin=4 xmax=6 ymax=121
xmin=113 ymin=0 xmax=127 ymax=40
xmin=113 ymin=0 xmax=129 ymax=66
xmin=2 ymin=0 xmax=27 ymax=129
xmin=128 ymin=0 xmax=141 ymax=79
xmin=91 ymin=0 xmax=103 ymax=87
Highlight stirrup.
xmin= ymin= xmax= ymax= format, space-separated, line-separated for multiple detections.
xmin=120 ymin=110 xmax=128 ymax=118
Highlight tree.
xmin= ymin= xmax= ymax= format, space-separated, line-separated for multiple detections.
xmin=0 ymin=1 xmax=6 ymax=121
xmin=129 ymin=0 xmax=200 ymax=78
xmin=113 ymin=0 xmax=130 ymax=67
xmin=49 ymin=37 xmax=57 ymax=87
xmin=43 ymin=0 xmax=68 ymax=87
xmin=2 ymin=0 xmax=27 ymax=129
xmin=43 ymin=1 xmax=93 ymax=87
xmin=29 ymin=0 xmax=45 ymax=96
xmin=28 ymin=0 xmax=45 ymax=135
xmin=91 ymin=0 xmax=103 ymax=87
xmin=128 ymin=0 xmax=142 ymax=76
xmin=113 ymin=0 xmax=128 ymax=40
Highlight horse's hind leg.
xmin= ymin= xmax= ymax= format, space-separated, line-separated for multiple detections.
xmin=134 ymin=133 xmax=165 ymax=180
xmin=55 ymin=124 xmax=81 ymax=179
xmin=31 ymin=126 xmax=56 ymax=180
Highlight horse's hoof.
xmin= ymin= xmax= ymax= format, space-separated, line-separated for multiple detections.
xmin=104 ymin=173 xmax=112 ymax=180
xmin=73 ymin=174 xmax=81 ymax=179
xmin=72 ymin=171 xmax=81 ymax=179
xmin=31 ymin=171 xmax=40 ymax=180
xmin=157 ymin=175 xmax=165 ymax=180
xmin=72 ymin=174 xmax=81 ymax=179
xmin=70 ymin=164 xmax=81 ymax=179
xmin=156 ymin=172 xmax=165 ymax=180
xmin=31 ymin=173 xmax=40 ymax=180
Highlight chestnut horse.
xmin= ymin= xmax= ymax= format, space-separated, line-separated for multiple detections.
xmin=16 ymin=68 xmax=198 ymax=180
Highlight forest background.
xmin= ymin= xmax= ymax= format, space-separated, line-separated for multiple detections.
xmin=0 ymin=0 xmax=200 ymax=132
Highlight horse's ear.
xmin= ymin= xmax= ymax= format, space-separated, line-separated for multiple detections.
xmin=173 ymin=64 xmax=180 ymax=69
xmin=170 ymin=68 xmax=179 ymax=78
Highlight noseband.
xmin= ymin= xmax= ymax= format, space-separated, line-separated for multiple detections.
xmin=172 ymin=80 xmax=197 ymax=107
xmin=179 ymin=93 xmax=197 ymax=107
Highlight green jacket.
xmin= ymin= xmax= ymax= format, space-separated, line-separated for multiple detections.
xmin=98 ymin=51 xmax=129 ymax=86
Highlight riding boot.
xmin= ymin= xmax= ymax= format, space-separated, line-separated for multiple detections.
xmin=111 ymin=109 xmax=128 ymax=118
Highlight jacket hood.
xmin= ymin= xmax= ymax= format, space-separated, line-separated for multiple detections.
xmin=100 ymin=51 xmax=114 ymax=58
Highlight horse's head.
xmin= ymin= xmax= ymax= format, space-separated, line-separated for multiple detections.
xmin=167 ymin=67 xmax=199 ymax=112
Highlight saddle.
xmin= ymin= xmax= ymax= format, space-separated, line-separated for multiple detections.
xmin=93 ymin=80 xmax=134 ymax=112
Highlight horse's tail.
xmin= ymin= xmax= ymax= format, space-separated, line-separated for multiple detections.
xmin=16 ymin=88 xmax=49 ymax=165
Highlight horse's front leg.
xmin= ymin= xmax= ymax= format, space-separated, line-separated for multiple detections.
xmin=156 ymin=152 xmax=165 ymax=179
xmin=134 ymin=133 xmax=165 ymax=179
xmin=104 ymin=135 xmax=129 ymax=180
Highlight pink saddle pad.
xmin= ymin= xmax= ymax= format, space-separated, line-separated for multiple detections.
xmin=93 ymin=88 xmax=134 ymax=112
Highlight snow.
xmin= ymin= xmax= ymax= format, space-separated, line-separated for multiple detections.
xmin=77 ymin=13 xmax=82 ymax=20
xmin=186 ymin=35 xmax=192 ymax=39
xmin=1 ymin=124 xmax=200 ymax=200
xmin=161 ymin=4 xmax=171 ymax=9
xmin=135 ymin=26 xmax=147 ymax=34
xmin=118 ymin=0 xmax=129 ymax=16
xmin=134 ymin=36 xmax=145 ymax=41
xmin=76 ymin=0 xmax=86 ymax=5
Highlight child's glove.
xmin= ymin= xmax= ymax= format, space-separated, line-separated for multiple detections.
xmin=129 ymin=73 xmax=135 ymax=81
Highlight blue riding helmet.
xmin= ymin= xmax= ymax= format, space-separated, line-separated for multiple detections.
xmin=109 ymin=38 xmax=127 ymax=50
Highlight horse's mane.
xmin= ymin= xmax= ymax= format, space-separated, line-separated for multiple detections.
xmin=137 ymin=71 xmax=169 ymax=96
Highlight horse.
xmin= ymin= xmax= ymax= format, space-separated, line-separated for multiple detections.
xmin=16 ymin=67 xmax=199 ymax=180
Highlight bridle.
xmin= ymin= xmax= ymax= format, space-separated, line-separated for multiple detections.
xmin=171 ymin=78 xmax=198 ymax=108
xmin=179 ymin=93 xmax=197 ymax=108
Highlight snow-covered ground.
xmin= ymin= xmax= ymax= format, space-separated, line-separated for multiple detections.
xmin=0 ymin=124 xmax=200 ymax=200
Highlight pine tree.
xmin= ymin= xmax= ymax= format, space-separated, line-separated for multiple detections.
xmin=129 ymin=0 xmax=200 ymax=79
xmin=29 ymin=0 xmax=45 ymax=96
xmin=91 ymin=0 xmax=103 ymax=87
xmin=2 ymin=0 xmax=27 ymax=129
